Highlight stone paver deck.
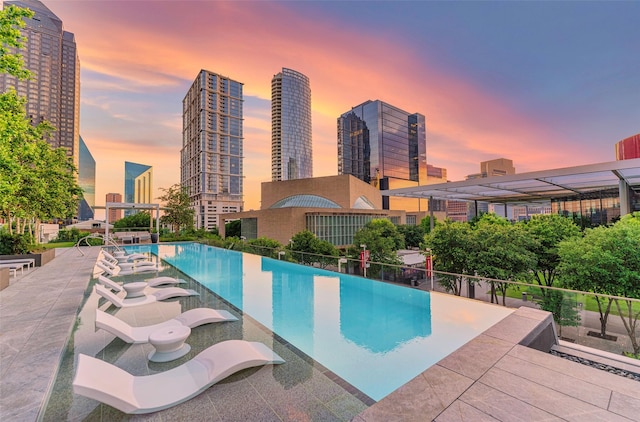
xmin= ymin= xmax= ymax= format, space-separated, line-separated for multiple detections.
xmin=1 ymin=247 xmax=639 ymax=421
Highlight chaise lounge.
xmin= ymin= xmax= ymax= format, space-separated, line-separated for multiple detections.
xmin=73 ymin=340 xmax=285 ymax=414
xmin=95 ymin=285 xmax=198 ymax=308
xmin=96 ymin=275 xmax=183 ymax=293
xmin=95 ymin=308 xmax=238 ymax=344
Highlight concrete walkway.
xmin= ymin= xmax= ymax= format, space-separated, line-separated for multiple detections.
xmin=0 ymin=247 xmax=99 ymax=421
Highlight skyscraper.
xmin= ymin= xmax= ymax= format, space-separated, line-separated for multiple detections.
xmin=181 ymin=70 xmax=244 ymax=230
xmin=271 ymin=68 xmax=312 ymax=181
xmin=615 ymin=134 xmax=640 ymax=160
xmin=105 ymin=193 xmax=123 ymax=222
xmin=124 ymin=161 xmax=152 ymax=216
xmin=0 ymin=0 xmax=80 ymax=169
xmin=338 ymin=100 xmax=427 ymax=211
xmin=77 ymin=136 xmax=95 ymax=221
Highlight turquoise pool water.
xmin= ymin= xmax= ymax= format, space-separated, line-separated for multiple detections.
xmin=132 ymin=242 xmax=513 ymax=401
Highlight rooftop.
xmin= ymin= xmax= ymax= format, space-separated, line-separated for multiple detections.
xmin=1 ymin=247 xmax=639 ymax=421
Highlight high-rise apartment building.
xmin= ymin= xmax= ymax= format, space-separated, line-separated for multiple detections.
xmin=467 ymin=158 xmax=516 ymax=219
xmin=338 ymin=100 xmax=427 ymax=211
xmin=1 ymin=0 xmax=80 ymax=169
xmin=105 ymin=193 xmax=122 ymax=222
xmin=271 ymin=68 xmax=312 ymax=181
xmin=124 ymin=161 xmax=152 ymax=216
xmin=181 ymin=70 xmax=244 ymax=230
xmin=77 ymin=136 xmax=95 ymax=221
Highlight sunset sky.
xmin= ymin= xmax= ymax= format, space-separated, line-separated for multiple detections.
xmin=39 ymin=0 xmax=640 ymax=216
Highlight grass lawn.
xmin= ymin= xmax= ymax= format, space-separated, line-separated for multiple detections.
xmin=504 ymin=284 xmax=640 ymax=315
xmin=39 ymin=242 xmax=75 ymax=249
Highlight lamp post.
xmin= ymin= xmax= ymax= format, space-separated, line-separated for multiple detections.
xmin=278 ymin=251 xmax=285 ymax=260
xmin=425 ymin=247 xmax=434 ymax=291
xmin=360 ymin=244 xmax=367 ymax=278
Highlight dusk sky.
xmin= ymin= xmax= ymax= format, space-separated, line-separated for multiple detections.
xmin=39 ymin=0 xmax=640 ymax=215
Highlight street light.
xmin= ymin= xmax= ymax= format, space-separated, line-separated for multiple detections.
xmin=338 ymin=257 xmax=348 ymax=273
xmin=278 ymin=251 xmax=285 ymax=260
xmin=425 ymin=247 xmax=434 ymax=291
xmin=360 ymin=244 xmax=367 ymax=278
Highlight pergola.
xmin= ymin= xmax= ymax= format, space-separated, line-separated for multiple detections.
xmin=102 ymin=202 xmax=160 ymax=244
xmin=383 ymin=158 xmax=640 ymax=222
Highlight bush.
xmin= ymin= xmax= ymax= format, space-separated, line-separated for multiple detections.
xmin=0 ymin=232 xmax=30 ymax=255
xmin=53 ymin=228 xmax=93 ymax=243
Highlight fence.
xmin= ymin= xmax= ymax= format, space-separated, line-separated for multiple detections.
xmin=203 ymin=240 xmax=640 ymax=358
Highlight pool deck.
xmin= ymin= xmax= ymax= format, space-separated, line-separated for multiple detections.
xmin=1 ymin=247 xmax=639 ymax=421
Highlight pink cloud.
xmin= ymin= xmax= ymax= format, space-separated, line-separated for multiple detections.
xmin=48 ymin=1 xmax=609 ymax=214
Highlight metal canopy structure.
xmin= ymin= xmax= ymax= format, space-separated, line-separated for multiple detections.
xmin=103 ymin=202 xmax=160 ymax=243
xmin=383 ymin=158 xmax=640 ymax=209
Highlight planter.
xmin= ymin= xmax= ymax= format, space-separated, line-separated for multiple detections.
xmin=150 ymin=233 xmax=159 ymax=244
xmin=0 ymin=248 xmax=56 ymax=267
xmin=0 ymin=268 xmax=9 ymax=291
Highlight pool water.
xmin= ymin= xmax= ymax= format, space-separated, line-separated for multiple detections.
xmin=142 ymin=242 xmax=513 ymax=401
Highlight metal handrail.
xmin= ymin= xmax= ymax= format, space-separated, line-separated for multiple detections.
xmin=74 ymin=233 xmax=121 ymax=256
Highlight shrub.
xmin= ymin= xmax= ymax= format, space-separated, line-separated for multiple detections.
xmin=0 ymin=232 xmax=30 ymax=255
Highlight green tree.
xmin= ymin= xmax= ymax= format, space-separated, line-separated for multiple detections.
xmin=539 ymin=290 xmax=581 ymax=338
xmin=225 ymin=220 xmax=241 ymax=238
xmin=246 ymin=237 xmax=281 ymax=259
xmin=158 ymin=184 xmax=194 ymax=233
xmin=287 ymin=230 xmax=338 ymax=267
xmin=469 ymin=214 xmax=538 ymax=305
xmin=424 ymin=220 xmax=474 ymax=295
xmin=397 ymin=224 xmax=425 ymax=248
xmin=419 ymin=215 xmax=437 ymax=234
xmin=352 ymin=219 xmax=404 ymax=265
xmin=113 ymin=212 xmax=151 ymax=229
xmin=522 ymin=214 xmax=581 ymax=294
xmin=1 ymin=5 xmax=82 ymax=243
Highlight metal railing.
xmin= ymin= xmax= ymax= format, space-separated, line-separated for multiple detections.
xmin=206 ymin=241 xmax=640 ymax=358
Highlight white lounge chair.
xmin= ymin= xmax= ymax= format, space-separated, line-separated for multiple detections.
xmin=144 ymin=276 xmax=187 ymax=286
xmin=97 ymin=275 xmax=184 ymax=292
xmin=95 ymin=285 xmax=198 ymax=308
xmin=96 ymin=261 xmax=158 ymax=277
xmin=73 ymin=340 xmax=284 ymax=414
xmin=104 ymin=249 xmax=151 ymax=263
xmin=95 ymin=308 xmax=237 ymax=343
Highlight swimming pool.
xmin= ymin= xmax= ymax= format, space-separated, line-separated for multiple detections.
xmin=145 ymin=242 xmax=513 ymax=401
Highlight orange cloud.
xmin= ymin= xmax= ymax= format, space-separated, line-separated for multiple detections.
xmin=49 ymin=1 xmax=607 ymax=216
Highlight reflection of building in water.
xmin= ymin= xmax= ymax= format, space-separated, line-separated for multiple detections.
xmin=339 ymin=281 xmax=431 ymax=353
xmin=261 ymin=259 xmax=313 ymax=386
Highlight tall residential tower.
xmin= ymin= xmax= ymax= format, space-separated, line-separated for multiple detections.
xmin=0 ymin=0 xmax=80 ymax=168
xmin=181 ymin=70 xmax=244 ymax=230
xmin=124 ymin=161 xmax=152 ymax=216
xmin=338 ymin=100 xmax=427 ymax=211
xmin=271 ymin=68 xmax=312 ymax=181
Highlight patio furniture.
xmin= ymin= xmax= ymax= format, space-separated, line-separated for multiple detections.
xmin=96 ymin=275 xmax=185 ymax=293
xmin=72 ymin=340 xmax=285 ymax=414
xmin=95 ymin=308 xmax=237 ymax=344
xmin=148 ymin=325 xmax=191 ymax=362
xmin=122 ymin=282 xmax=147 ymax=298
xmin=144 ymin=276 xmax=187 ymax=286
xmin=95 ymin=285 xmax=198 ymax=308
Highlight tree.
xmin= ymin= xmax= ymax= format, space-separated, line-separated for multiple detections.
xmin=113 ymin=212 xmax=151 ymax=229
xmin=424 ymin=220 xmax=474 ymax=295
xmin=397 ymin=224 xmax=425 ymax=248
xmin=246 ymin=237 xmax=281 ymax=259
xmin=522 ymin=214 xmax=581 ymax=295
xmin=158 ymin=184 xmax=194 ymax=233
xmin=539 ymin=290 xmax=581 ymax=338
xmin=419 ymin=215 xmax=437 ymax=234
xmin=352 ymin=219 xmax=404 ymax=265
xmin=1 ymin=5 xmax=82 ymax=243
xmin=469 ymin=214 xmax=538 ymax=305
xmin=225 ymin=220 xmax=241 ymax=238
xmin=287 ymin=230 xmax=338 ymax=267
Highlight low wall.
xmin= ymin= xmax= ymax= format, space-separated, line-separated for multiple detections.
xmin=0 ymin=248 xmax=56 ymax=267
xmin=0 ymin=268 xmax=9 ymax=290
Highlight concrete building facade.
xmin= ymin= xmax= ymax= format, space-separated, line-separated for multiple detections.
xmin=219 ymin=175 xmax=429 ymax=247
xmin=182 ymin=70 xmax=244 ymax=230
xmin=105 ymin=193 xmax=122 ymax=222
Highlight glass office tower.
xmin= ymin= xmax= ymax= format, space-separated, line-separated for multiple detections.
xmin=271 ymin=68 xmax=312 ymax=181
xmin=181 ymin=70 xmax=244 ymax=230
xmin=338 ymin=100 xmax=427 ymax=211
xmin=1 ymin=0 xmax=80 ymax=169
xmin=77 ymin=136 xmax=95 ymax=220
xmin=124 ymin=161 xmax=153 ymax=216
